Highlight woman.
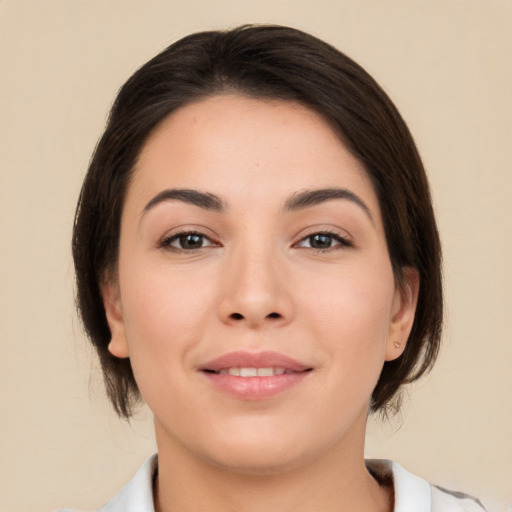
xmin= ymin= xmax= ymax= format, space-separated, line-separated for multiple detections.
xmin=67 ymin=25 xmax=485 ymax=512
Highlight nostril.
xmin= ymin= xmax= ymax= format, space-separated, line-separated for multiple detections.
xmin=228 ymin=312 xmax=282 ymax=321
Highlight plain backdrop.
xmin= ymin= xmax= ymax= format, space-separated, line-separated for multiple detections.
xmin=1 ymin=1 xmax=511 ymax=511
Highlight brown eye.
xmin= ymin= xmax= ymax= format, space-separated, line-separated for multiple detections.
xmin=176 ymin=233 xmax=205 ymax=249
xmin=160 ymin=232 xmax=216 ymax=251
xmin=296 ymin=232 xmax=352 ymax=251
xmin=308 ymin=234 xmax=335 ymax=249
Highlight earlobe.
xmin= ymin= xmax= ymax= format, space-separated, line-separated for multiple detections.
xmin=101 ymin=280 xmax=130 ymax=359
xmin=385 ymin=267 xmax=420 ymax=361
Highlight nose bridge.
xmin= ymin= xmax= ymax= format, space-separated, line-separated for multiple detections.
xmin=219 ymin=233 xmax=292 ymax=327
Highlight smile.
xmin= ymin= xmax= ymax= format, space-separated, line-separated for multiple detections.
xmin=200 ymin=351 xmax=313 ymax=400
xmin=214 ymin=367 xmax=291 ymax=376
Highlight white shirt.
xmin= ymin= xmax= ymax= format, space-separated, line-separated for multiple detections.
xmin=57 ymin=454 xmax=487 ymax=512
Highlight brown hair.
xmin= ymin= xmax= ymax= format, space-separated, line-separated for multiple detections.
xmin=72 ymin=24 xmax=442 ymax=418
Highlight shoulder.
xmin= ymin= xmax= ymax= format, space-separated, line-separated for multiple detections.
xmin=431 ymin=484 xmax=487 ymax=512
xmin=54 ymin=454 xmax=157 ymax=512
xmin=99 ymin=454 xmax=157 ymax=512
xmin=366 ymin=459 xmax=487 ymax=512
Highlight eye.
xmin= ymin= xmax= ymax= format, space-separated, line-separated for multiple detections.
xmin=159 ymin=231 xmax=217 ymax=251
xmin=296 ymin=232 xmax=352 ymax=251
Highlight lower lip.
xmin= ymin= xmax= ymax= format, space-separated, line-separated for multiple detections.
xmin=202 ymin=372 xmax=310 ymax=400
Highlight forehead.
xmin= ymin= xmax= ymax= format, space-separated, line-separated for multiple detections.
xmin=129 ymin=94 xmax=380 ymax=216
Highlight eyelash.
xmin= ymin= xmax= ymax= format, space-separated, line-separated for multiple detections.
xmin=157 ymin=230 xmax=353 ymax=253
xmin=158 ymin=231 xmax=219 ymax=252
xmin=295 ymin=231 xmax=353 ymax=252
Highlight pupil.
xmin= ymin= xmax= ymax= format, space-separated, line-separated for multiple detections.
xmin=311 ymin=234 xmax=332 ymax=249
xmin=181 ymin=234 xmax=203 ymax=249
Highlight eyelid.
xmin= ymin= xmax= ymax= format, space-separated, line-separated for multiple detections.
xmin=293 ymin=228 xmax=354 ymax=251
xmin=157 ymin=227 xmax=221 ymax=252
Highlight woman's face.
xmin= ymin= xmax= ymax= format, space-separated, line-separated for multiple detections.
xmin=103 ymin=95 xmax=417 ymax=473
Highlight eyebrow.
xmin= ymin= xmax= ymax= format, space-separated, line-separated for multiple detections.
xmin=284 ymin=187 xmax=373 ymax=222
xmin=141 ymin=186 xmax=373 ymax=222
xmin=142 ymin=188 xmax=225 ymax=215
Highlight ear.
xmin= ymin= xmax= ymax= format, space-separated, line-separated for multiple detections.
xmin=385 ymin=267 xmax=419 ymax=361
xmin=101 ymin=280 xmax=130 ymax=359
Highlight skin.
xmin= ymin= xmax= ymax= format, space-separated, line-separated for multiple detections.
xmin=102 ymin=95 xmax=419 ymax=512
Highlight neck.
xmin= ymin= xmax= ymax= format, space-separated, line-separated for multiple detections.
xmin=153 ymin=412 xmax=393 ymax=512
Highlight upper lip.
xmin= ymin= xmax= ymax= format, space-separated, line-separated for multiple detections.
xmin=200 ymin=351 xmax=312 ymax=373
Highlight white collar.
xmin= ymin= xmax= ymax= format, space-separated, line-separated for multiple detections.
xmin=366 ymin=459 xmax=432 ymax=512
xmin=98 ymin=455 xmax=157 ymax=512
xmin=97 ymin=455 xmax=484 ymax=512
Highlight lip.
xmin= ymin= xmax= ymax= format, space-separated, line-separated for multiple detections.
xmin=201 ymin=350 xmax=311 ymax=373
xmin=199 ymin=351 xmax=312 ymax=400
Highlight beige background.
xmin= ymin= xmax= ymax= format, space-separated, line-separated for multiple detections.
xmin=1 ymin=1 xmax=511 ymax=511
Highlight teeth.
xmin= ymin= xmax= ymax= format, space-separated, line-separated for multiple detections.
xmin=218 ymin=367 xmax=287 ymax=377
xmin=240 ymin=367 xmax=258 ymax=377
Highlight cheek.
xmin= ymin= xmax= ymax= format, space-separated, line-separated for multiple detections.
xmin=116 ymin=267 xmax=207 ymax=414
xmin=298 ymin=263 xmax=395 ymax=364
xmin=117 ymin=256 xmax=215 ymax=369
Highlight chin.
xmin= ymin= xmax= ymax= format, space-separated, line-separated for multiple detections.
xmin=204 ymin=447 xmax=305 ymax=476
xmin=197 ymin=424 xmax=321 ymax=476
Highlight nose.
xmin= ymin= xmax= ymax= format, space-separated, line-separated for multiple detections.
xmin=217 ymin=245 xmax=294 ymax=329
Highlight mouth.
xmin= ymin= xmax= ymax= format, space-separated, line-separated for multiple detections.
xmin=200 ymin=351 xmax=313 ymax=400
xmin=203 ymin=367 xmax=310 ymax=377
